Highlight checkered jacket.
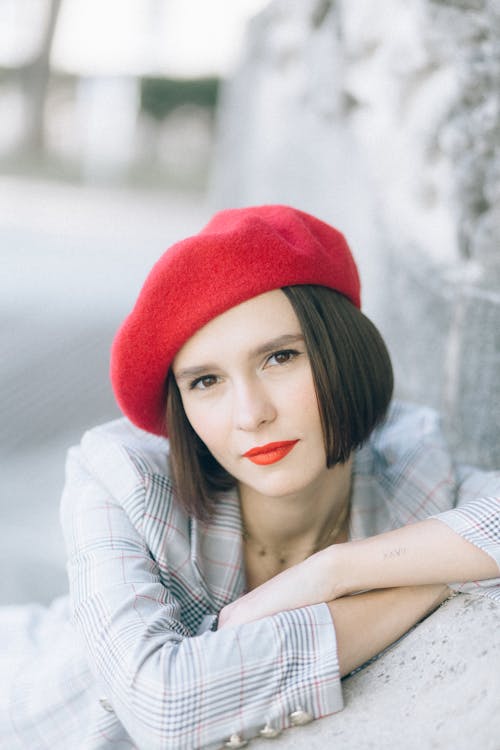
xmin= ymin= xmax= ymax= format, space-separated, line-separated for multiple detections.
xmin=2 ymin=401 xmax=499 ymax=749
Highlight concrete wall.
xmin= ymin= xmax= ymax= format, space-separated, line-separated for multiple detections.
xmin=211 ymin=0 xmax=500 ymax=469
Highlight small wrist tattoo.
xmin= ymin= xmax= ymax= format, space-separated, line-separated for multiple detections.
xmin=383 ymin=547 xmax=407 ymax=560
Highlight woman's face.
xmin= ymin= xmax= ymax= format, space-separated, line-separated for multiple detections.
xmin=172 ymin=289 xmax=329 ymax=499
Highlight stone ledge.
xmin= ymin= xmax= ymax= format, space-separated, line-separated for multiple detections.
xmin=251 ymin=594 xmax=500 ymax=749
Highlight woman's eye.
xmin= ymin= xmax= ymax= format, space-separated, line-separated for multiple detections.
xmin=266 ymin=349 xmax=299 ymax=366
xmin=190 ymin=375 xmax=218 ymax=390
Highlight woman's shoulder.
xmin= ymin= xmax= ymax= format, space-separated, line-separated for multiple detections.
xmin=81 ymin=416 xmax=170 ymax=467
xmin=368 ymin=399 xmax=448 ymax=464
xmin=66 ymin=417 xmax=172 ymax=504
xmin=353 ymin=399 xmax=456 ymax=524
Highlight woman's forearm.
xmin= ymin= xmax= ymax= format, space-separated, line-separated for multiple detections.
xmin=329 ymin=583 xmax=450 ymax=677
xmin=218 ymin=518 xmax=499 ymax=630
xmin=329 ymin=518 xmax=500 ymax=598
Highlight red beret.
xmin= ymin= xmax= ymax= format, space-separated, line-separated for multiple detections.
xmin=111 ymin=204 xmax=361 ymax=435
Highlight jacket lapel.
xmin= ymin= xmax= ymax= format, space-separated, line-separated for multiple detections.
xmin=190 ymin=491 xmax=246 ymax=610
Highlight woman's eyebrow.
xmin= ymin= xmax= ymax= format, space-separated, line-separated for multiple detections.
xmin=250 ymin=332 xmax=304 ymax=358
xmin=175 ymin=364 xmax=215 ymax=383
xmin=174 ymin=333 xmax=304 ymax=383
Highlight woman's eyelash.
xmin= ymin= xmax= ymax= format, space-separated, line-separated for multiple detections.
xmin=266 ymin=348 xmax=301 ymax=365
xmin=189 ymin=374 xmax=218 ymax=391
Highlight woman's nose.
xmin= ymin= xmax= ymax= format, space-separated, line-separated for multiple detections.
xmin=232 ymin=379 xmax=277 ymax=432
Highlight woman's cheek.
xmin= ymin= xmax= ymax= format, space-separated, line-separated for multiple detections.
xmin=186 ymin=402 xmax=228 ymax=459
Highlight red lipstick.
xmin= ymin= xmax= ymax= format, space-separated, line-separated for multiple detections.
xmin=243 ymin=440 xmax=299 ymax=466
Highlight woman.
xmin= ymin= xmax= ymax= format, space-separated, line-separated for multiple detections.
xmin=1 ymin=204 xmax=499 ymax=750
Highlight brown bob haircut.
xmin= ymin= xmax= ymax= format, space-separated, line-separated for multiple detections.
xmin=166 ymin=285 xmax=393 ymax=520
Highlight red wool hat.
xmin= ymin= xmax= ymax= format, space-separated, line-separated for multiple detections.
xmin=111 ymin=204 xmax=361 ymax=435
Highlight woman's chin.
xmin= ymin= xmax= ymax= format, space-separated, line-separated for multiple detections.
xmin=237 ymin=473 xmax=316 ymax=501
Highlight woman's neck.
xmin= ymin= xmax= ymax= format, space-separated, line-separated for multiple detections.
xmin=239 ymin=457 xmax=353 ymax=588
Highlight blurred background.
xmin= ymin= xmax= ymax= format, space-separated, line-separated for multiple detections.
xmin=0 ymin=0 xmax=267 ymax=603
xmin=1 ymin=0 xmax=499 ymax=605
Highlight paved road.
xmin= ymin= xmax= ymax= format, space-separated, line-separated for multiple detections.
xmin=0 ymin=177 xmax=210 ymax=604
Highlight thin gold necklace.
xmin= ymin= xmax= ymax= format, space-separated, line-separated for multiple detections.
xmin=242 ymin=496 xmax=351 ymax=567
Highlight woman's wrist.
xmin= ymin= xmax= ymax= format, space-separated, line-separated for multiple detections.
xmin=320 ymin=533 xmax=447 ymax=600
xmin=318 ymin=542 xmax=354 ymax=600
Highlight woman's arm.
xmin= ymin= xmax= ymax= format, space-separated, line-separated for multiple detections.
xmin=220 ymin=581 xmax=452 ymax=677
xmin=218 ymin=512 xmax=499 ymax=628
xmin=329 ymin=516 xmax=500 ymax=599
xmin=328 ymin=584 xmax=450 ymax=677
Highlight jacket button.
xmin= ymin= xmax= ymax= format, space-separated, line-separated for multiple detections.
xmin=224 ymin=733 xmax=248 ymax=748
xmin=259 ymin=723 xmax=281 ymax=738
xmin=290 ymin=708 xmax=313 ymax=726
xmin=99 ymin=697 xmax=114 ymax=713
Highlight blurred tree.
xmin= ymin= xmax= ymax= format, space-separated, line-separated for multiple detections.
xmin=21 ymin=0 xmax=63 ymax=156
xmin=140 ymin=76 xmax=219 ymax=121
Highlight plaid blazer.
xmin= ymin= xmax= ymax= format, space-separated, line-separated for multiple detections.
xmin=1 ymin=401 xmax=499 ymax=749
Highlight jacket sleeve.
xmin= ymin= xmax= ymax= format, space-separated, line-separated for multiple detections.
xmin=429 ymin=464 xmax=500 ymax=601
xmin=371 ymin=402 xmax=500 ymax=601
xmin=60 ymin=441 xmax=342 ymax=750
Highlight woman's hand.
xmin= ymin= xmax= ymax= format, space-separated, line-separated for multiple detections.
xmin=218 ymin=547 xmax=342 ymax=628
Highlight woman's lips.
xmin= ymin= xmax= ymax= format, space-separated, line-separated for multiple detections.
xmin=243 ymin=440 xmax=299 ymax=466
